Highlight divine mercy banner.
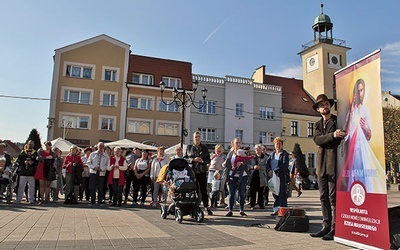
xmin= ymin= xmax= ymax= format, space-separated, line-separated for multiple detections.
xmin=334 ymin=49 xmax=390 ymax=250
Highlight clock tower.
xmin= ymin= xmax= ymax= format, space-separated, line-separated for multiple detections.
xmin=299 ymin=4 xmax=351 ymax=102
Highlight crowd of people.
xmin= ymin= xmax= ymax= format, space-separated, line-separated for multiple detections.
xmin=0 ymin=133 xmax=306 ymax=218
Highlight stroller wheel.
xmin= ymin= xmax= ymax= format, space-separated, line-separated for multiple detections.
xmin=175 ymin=209 xmax=183 ymax=223
xmin=161 ymin=205 xmax=168 ymax=219
xmin=194 ymin=209 xmax=204 ymax=223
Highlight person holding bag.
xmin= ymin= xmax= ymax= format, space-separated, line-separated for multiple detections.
xmin=266 ymin=137 xmax=289 ymax=216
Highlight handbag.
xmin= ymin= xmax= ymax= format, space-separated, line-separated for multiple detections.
xmin=268 ymin=172 xmax=280 ymax=195
xmin=48 ymin=166 xmax=57 ymax=182
xmin=50 ymin=179 xmax=58 ymax=189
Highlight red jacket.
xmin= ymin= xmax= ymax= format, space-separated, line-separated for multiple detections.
xmin=107 ymin=156 xmax=126 ymax=185
xmin=63 ymin=154 xmax=83 ymax=174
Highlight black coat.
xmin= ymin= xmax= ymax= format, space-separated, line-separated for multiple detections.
xmin=184 ymin=143 xmax=210 ymax=174
xmin=313 ymin=114 xmax=342 ymax=176
xmin=16 ymin=150 xmax=38 ymax=176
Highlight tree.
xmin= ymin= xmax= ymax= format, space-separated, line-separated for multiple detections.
xmin=383 ymin=106 xmax=400 ymax=184
xmin=292 ymin=143 xmax=309 ymax=178
xmin=26 ymin=128 xmax=42 ymax=151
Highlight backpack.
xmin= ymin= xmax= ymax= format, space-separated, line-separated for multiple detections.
xmin=65 ymin=193 xmax=77 ymax=204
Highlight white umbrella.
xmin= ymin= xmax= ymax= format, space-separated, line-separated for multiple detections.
xmin=104 ymin=139 xmax=157 ymax=151
xmin=46 ymin=137 xmax=81 ymax=156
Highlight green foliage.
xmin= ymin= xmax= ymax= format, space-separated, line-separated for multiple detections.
xmin=383 ymin=106 xmax=400 ymax=165
xmin=26 ymin=129 xmax=42 ymax=151
xmin=383 ymin=106 xmax=400 ymax=183
xmin=292 ymin=143 xmax=309 ymax=178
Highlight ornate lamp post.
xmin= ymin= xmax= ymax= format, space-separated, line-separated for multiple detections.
xmin=159 ymin=80 xmax=208 ymax=148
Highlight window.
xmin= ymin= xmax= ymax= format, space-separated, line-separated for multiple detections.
xmin=198 ymin=128 xmax=216 ymax=142
xmin=127 ymin=120 xmax=151 ymax=134
xmin=308 ymin=122 xmax=315 ymax=137
xmin=129 ymin=96 xmax=152 ymax=110
xmin=66 ymin=65 xmax=92 ymax=79
xmin=259 ymin=107 xmax=274 ymax=119
xmin=291 ymin=121 xmax=299 ymax=136
xmin=308 ymin=153 xmax=315 ymax=168
xmin=236 ymin=103 xmax=244 ymax=116
xmin=61 ymin=114 xmax=90 ymax=129
xmin=102 ymin=94 xmax=115 ymax=107
xmin=102 ymin=66 xmax=119 ymax=82
xmin=105 ymin=70 xmax=116 ymax=81
xmin=132 ymin=73 xmax=154 ymax=85
xmin=259 ymin=132 xmax=275 ymax=145
xmin=199 ymin=100 xmax=216 ymax=114
xmin=158 ymin=123 xmax=179 ymax=136
xmin=159 ymin=100 xmax=179 ymax=112
xmin=63 ymin=89 xmax=91 ymax=104
xmin=100 ymin=117 xmax=115 ymax=131
xmin=161 ymin=77 xmax=182 ymax=89
xmin=235 ymin=130 xmax=243 ymax=142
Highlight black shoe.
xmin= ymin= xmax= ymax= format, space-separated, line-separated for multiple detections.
xmin=259 ymin=206 xmax=265 ymax=209
xmin=322 ymin=230 xmax=335 ymax=240
xmin=240 ymin=211 xmax=247 ymax=217
xmin=297 ymin=191 xmax=302 ymax=197
xmin=310 ymin=226 xmax=331 ymax=237
xmin=117 ymin=203 xmax=122 ymax=207
xmin=225 ymin=211 xmax=233 ymax=217
xmin=270 ymin=212 xmax=278 ymax=216
xmin=110 ymin=203 xmax=116 ymax=206
xmin=207 ymin=208 xmax=213 ymax=215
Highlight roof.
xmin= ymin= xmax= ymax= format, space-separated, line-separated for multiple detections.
xmin=263 ymin=74 xmax=318 ymax=116
xmin=1 ymin=140 xmax=22 ymax=158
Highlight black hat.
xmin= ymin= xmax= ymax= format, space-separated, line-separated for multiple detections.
xmin=312 ymin=94 xmax=335 ymax=111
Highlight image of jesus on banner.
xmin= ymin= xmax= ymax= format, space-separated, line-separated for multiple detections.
xmin=338 ymin=78 xmax=386 ymax=193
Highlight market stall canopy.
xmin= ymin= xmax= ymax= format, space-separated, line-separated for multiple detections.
xmin=46 ymin=137 xmax=82 ymax=156
xmin=104 ymin=139 xmax=157 ymax=151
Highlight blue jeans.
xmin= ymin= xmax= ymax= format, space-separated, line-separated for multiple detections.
xmin=228 ymin=176 xmax=247 ymax=211
xmin=272 ymin=181 xmax=288 ymax=211
xmin=89 ymin=173 xmax=104 ymax=204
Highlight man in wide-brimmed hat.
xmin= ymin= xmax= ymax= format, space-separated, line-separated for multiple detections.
xmin=310 ymin=94 xmax=346 ymax=241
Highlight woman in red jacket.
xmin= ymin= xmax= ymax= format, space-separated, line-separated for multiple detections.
xmin=63 ymin=146 xmax=83 ymax=204
xmin=107 ymin=147 xmax=127 ymax=206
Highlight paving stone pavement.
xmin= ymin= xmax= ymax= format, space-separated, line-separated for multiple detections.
xmin=0 ymin=189 xmax=398 ymax=250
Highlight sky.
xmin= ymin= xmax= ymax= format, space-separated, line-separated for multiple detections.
xmin=1 ymin=0 xmax=400 ymax=143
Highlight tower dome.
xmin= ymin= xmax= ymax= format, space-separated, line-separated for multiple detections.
xmin=313 ymin=13 xmax=333 ymax=32
xmin=312 ymin=4 xmax=333 ymax=44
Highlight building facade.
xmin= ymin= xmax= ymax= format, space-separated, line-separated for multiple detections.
xmin=47 ymin=34 xmax=195 ymax=147
xmin=47 ymin=34 xmax=130 ymax=146
xmin=191 ymin=74 xmax=282 ymax=151
xmin=252 ymin=66 xmax=320 ymax=169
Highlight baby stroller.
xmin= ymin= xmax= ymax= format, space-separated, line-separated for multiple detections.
xmin=160 ymin=158 xmax=204 ymax=223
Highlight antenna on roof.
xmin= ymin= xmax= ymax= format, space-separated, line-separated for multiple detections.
xmin=321 ymin=2 xmax=324 ymax=14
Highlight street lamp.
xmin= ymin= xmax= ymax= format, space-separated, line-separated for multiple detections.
xmin=159 ymin=80 xmax=208 ymax=148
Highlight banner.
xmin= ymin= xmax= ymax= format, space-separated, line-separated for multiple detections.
xmin=334 ymin=50 xmax=389 ymax=249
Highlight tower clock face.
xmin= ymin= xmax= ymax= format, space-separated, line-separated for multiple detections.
xmin=306 ymin=54 xmax=319 ymax=72
xmin=331 ymin=55 xmax=338 ymax=64
xmin=328 ymin=53 xmax=341 ymax=69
